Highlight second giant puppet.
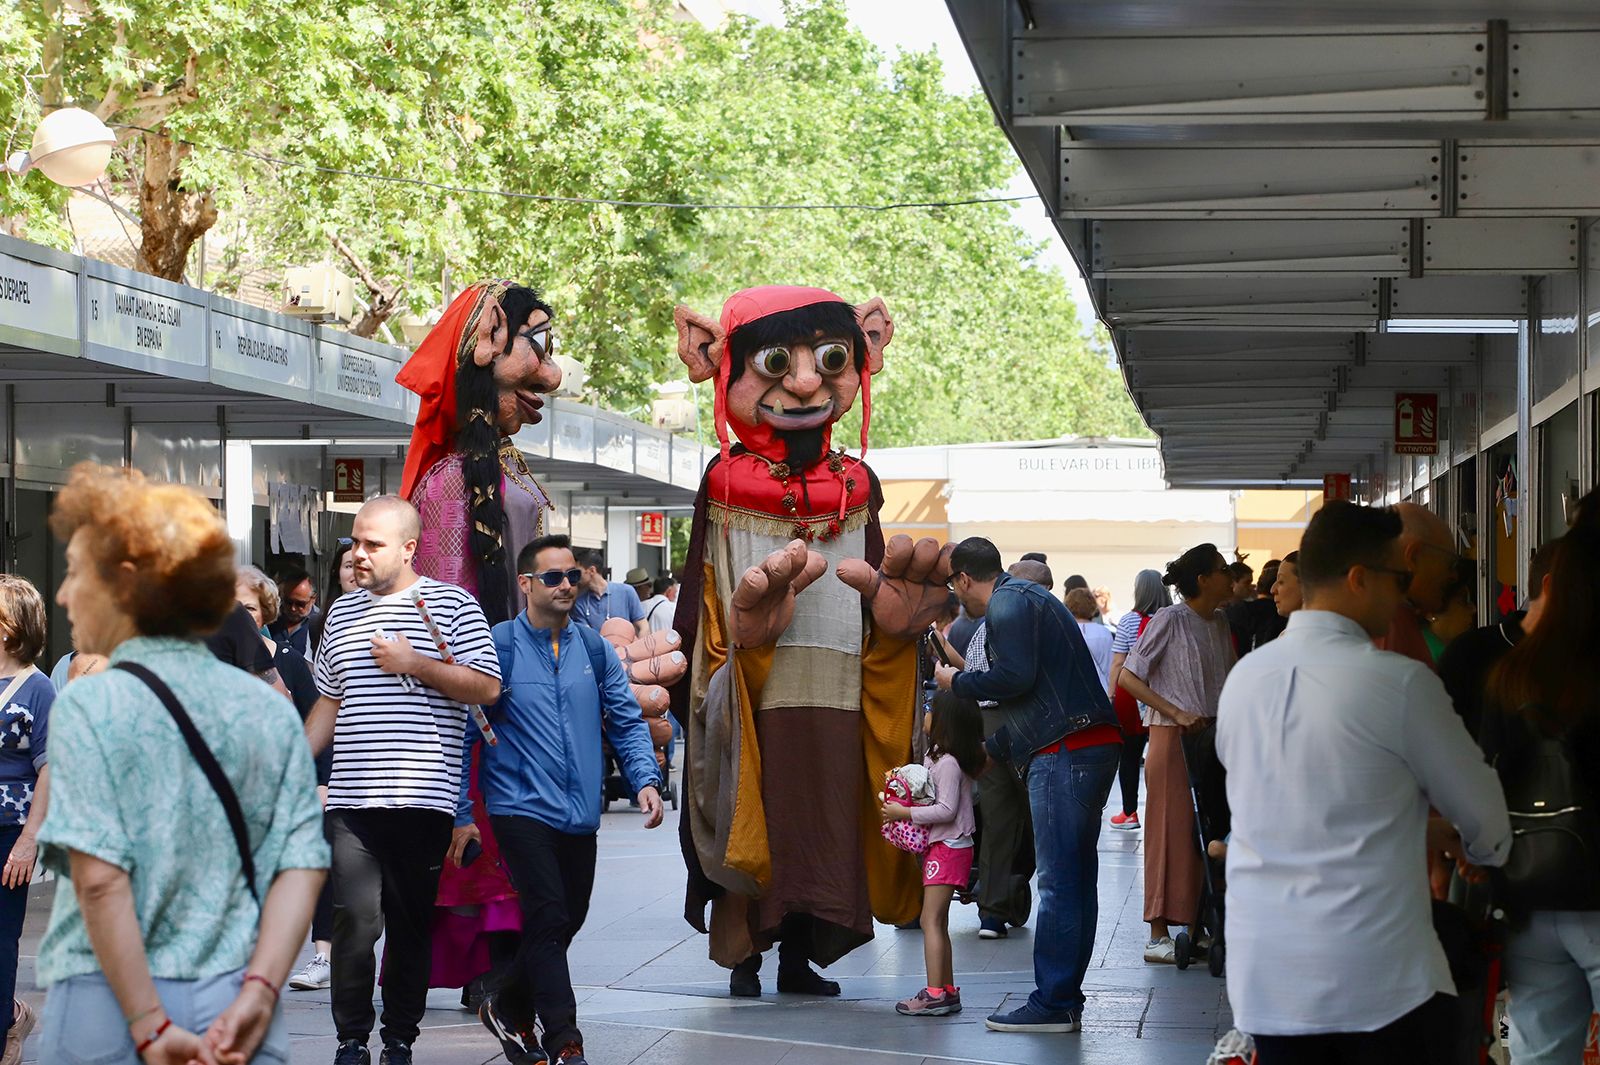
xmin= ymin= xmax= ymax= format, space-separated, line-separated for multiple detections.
xmin=671 ymin=285 xmax=953 ymax=994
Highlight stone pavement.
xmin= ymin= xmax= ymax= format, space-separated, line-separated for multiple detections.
xmin=13 ymin=791 xmax=1232 ymax=1064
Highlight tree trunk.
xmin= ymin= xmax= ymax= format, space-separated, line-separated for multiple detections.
xmin=137 ymin=131 xmax=217 ymax=282
xmin=331 ymin=233 xmax=406 ymax=339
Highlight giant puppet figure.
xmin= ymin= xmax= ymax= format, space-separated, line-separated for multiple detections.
xmin=670 ymin=285 xmax=954 ymax=996
xmin=397 ymin=280 xmax=687 ymax=1001
xmin=396 ymin=279 xmax=564 ymax=999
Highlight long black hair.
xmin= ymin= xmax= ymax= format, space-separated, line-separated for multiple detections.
xmin=1488 ymin=487 xmax=1600 ymax=731
xmin=927 ymin=690 xmax=985 ymax=778
xmin=457 ymin=284 xmax=552 ymax=626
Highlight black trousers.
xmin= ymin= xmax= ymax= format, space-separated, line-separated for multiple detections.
xmin=311 ymin=810 xmax=335 ymax=943
xmin=976 ymin=709 xmax=1035 ymax=927
xmin=328 ymin=808 xmax=453 ymax=1045
xmin=491 ymin=815 xmax=598 ymax=1055
xmin=1253 ymin=993 xmax=1456 ymax=1065
xmin=1117 ymin=731 xmax=1148 ymax=816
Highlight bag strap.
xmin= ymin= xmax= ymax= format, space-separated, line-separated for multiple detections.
xmin=0 ymin=666 xmax=38 ymax=710
xmin=573 ymin=624 xmax=613 ymax=695
xmin=113 ymin=662 xmax=259 ymax=905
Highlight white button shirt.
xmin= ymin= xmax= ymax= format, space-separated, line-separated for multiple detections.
xmin=1216 ymin=610 xmax=1512 ymax=1036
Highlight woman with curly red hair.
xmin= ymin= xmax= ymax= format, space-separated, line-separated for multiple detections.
xmin=32 ymin=464 xmax=328 ymax=1065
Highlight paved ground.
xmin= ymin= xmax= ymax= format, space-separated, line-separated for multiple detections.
xmin=13 ymin=786 xmax=1233 ymax=1064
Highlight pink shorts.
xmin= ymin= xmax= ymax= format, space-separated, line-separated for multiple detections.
xmin=922 ymin=842 xmax=974 ymax=888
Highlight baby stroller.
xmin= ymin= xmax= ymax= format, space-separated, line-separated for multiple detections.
xmin=600 ymin=713 xmax=678 ymax=810
xmin=1175 ymin=725 xmax=1228 ymax=977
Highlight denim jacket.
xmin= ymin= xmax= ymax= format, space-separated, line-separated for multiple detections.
xmin=952 ymin=573 xmax=1120 ymax=766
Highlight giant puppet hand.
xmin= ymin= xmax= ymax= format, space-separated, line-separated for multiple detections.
xmin=837 ymin=534 xmax=956 ymax=641
xmin=599 ymin=620 xmax=688 ymax=724
xmin=729 ymin=539 xmax=828 ymax=650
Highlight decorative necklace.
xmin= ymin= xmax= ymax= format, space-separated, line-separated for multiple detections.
xmin=498 ymin=438 xmax=552 ymax=510
xmin=762 ymin=450 xmax=857 ymax=543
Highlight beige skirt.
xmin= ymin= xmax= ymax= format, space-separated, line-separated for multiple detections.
xmin=1143 ymin=724 xmax=1202 ymax=926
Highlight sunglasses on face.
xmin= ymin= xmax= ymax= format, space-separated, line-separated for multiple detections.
xmin=518 ymin=324 xmax=555 ymax=360
xmin=521 ymin=568 xmax=584 ymax=588
xmin=1365 ymin=565 xmax=1414 ymax=593
xmin=286 ymin=597 xmax=316 ymax=611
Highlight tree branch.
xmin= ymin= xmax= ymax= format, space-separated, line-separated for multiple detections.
xmin=331 ymin=233 xmax=407 ymax=339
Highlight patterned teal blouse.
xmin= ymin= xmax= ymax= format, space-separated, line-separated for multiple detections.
xmin=36 ymin=637 xmax=330 ymax=985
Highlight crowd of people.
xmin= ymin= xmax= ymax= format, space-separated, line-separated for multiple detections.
xmin=1 ymin=460 xmax=1596 ymax=1064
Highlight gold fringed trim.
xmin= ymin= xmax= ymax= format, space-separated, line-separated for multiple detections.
xmin=709 ymin=500 xmax=871 ymax=539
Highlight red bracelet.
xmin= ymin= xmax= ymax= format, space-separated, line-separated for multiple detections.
xmin=244 ymin=973 xmax=280 ymax=1002
xmin=134 ymin=1017 xmax=171 ymax=1054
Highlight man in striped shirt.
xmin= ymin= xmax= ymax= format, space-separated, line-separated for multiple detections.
xmin=305 ymin=495 xmax=502 ymax=1065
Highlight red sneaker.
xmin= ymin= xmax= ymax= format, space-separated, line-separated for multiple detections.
xmin=1110 ymin=811 xmax=1140 ymax=830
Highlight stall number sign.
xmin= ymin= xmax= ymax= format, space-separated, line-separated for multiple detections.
xmin=85 ymin=278 xmax=205 ymax=369
xmin=1323 ymin=473 xmax=1352 ymax=501
xmin=333 ymin=459 xmax=365 ymax=503
xmin=1394 ymin=392 xmax=1439 ymax=456
xmin=639 ymin=512 xmax=665 ymax=546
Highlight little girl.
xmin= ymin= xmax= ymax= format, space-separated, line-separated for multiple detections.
xmin=882 ymin=690 xmax=985 ymax=1017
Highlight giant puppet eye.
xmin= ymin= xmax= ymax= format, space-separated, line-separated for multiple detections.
xmin=815 ymin=341 xmax=851 ymax=375
xmin=752 ymin=346 xmax=792 ymax=378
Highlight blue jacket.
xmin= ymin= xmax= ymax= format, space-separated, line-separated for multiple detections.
xmin=458 ymin=614 xmax=661 ymax=835
xmin=952 ymin=573 xmax=1121 ymax=766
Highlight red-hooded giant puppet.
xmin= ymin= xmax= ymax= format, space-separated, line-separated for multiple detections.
xmin=670 ymin=286 xmax=953 ymax=990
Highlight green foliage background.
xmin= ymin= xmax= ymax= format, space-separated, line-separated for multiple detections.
xmin=2 ymin=0 xmax=1146 ymax=447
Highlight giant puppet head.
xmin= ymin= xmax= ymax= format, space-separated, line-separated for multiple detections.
xmin=674 ymin=286 xmax=893 ymax=471
xmin=397 ymin=280 xmax=565 ymax=620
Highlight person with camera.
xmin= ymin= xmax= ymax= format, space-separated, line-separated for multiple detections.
xmin=460 ymin=535 xmax=664 ymax=1065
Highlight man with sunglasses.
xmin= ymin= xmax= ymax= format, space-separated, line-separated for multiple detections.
xmin=1215 ymin=501 xmax=1509 ymax=1063
xmin=455 ymin=535 xmax=663 ymax=1065
xmin=272 ymin=566 xmax=320 ymax=661
xmin=1376 ymin=502 xmax=1461 ymax=669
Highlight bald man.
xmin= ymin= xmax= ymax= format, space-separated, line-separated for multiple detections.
xmin=1376 ymin=503 xmax=1462 ymax=668
xmin=1009 ymin=559 xmax=1054 ymax=591
xmin=304 ymin=494 xmax=503 ymax=1060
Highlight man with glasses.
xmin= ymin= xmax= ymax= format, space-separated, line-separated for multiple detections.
xmin=272 ymin=565 xmax=320 ymax=660
xmin=459 ymin=535 xmax=663 ymax=1065
xmin=1216 ymin=501 xmax=1510 ymax=1063
xmin=569 ymin=548 xmax=646 ymax=637
xmin=1377 ymin=502 xmax=1461 ymax=669
xmin=933 ymin=538 xmax=1123 ymax=1034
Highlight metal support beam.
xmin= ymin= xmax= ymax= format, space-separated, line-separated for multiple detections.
xmin=1516 ymin=283 xmax=1534 ymax=603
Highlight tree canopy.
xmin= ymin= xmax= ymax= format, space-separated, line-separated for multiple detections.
xmin=2 ymin=0 xmax=1146 ymax=447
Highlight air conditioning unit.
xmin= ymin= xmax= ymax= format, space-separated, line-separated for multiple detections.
xmin=283 ymin=264 xmax=355 ymax=324
xmin=550 ymin=354 xmax=588 ymax=399
xmin=651 ymin=397 xmax=696 ymax=434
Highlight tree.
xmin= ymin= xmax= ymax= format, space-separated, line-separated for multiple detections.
xmin=3 ymin=0 xmax=1145 ymax=446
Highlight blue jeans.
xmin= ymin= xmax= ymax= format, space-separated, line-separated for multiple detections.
xmin=1505 ymin=910 xmax=1600 ymax=1065
xmin=1026 ymin=743 xmax=1119 ymax=1015
xmin=0 ymin=826 xmax=25 ymax=1039
xmin=38 ymin=969 xmax=290 ymax=1063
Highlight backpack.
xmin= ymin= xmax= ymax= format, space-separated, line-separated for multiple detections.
xmin=1492 ymin=709 xmax=1600 ymax=913
xmin=490 ymin=622 xmax=611 ymax=720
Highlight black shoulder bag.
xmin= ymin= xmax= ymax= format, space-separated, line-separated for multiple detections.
xmin=114 ymin=662 xmax=259 ymax=905
xmin=1493 ymin=705 xmax=1600 ymax=914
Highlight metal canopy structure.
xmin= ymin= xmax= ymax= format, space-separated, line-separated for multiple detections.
xmin=944 ymin=0 xmax=1600 ymax=489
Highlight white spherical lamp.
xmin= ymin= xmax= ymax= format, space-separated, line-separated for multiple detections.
xmin=4 ymin=108 xmax=116 ymax=188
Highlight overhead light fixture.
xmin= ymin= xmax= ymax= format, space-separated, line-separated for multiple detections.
xmin=4 ymin=107 xmax=116 ymax=188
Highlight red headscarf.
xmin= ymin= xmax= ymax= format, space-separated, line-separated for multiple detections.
xmin=396 ymin=280 xmax=511 ymax=499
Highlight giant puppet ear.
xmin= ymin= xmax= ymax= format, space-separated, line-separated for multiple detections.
xmin=471 ymin=297 xmax=510 ymax=369
xmin=856 ymin=297 xmax=893 ymax=374
xmin=673 ymin=305 xmax=725 ymax=383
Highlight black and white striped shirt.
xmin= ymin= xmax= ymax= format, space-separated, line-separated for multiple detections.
xmin=313 ymin=577 xmax=499 ymax=813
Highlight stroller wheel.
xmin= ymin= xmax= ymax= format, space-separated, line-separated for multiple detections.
xmin=1208 ymin=940 xmax=1225 ymax=978
xmin=1175 ymin=931 xmax=1192 ymax=971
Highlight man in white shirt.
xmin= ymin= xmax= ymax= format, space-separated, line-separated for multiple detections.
xmin=1065 ymin=588 xmax=1113 ymax=691
xmin=1217 ymin=501 xmax=1511 ymax=1063
xmin=638 ymin=575 xmax=678 ymax=634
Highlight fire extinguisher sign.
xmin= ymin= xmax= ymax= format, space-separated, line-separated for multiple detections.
xmin=1394 ymin=392 xmax=1440 ymax=456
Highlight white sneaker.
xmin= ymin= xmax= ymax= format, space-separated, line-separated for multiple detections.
xmin=288 ymin=952 xmax=331 ymax=990
xmin=1144 ymin=937 xmax=1176 ymax=964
